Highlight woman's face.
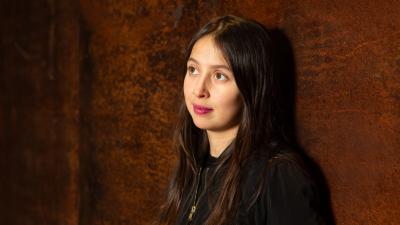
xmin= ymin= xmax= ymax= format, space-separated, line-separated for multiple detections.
xmin=184 ymin=35 xmax=243 ymax=132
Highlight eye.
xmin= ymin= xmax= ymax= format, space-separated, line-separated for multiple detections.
xmin=215 ymin=72 xmax=227 ymax=81
xmin=187 ymin=66 xmax=199 ymax=75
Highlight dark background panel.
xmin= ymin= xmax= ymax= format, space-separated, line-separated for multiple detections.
xmin=0 ymin=0 xmax=80 ymax=225
xmin=1 ymin=0 xmax=399 ymax=225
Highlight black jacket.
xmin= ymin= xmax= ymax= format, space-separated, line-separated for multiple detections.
xmin=175 ymin=144 xmax=327 ymax=225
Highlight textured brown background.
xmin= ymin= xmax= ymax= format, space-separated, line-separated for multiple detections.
xmin=1 ymin=0 xmax=399 ymax=225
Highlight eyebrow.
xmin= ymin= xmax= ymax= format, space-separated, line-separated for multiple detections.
xmin=188 ymin=57 xmax=231 ymax=71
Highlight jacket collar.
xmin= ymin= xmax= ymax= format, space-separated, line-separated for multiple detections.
xmin=204 ymin=141 xmax=235 ymax=168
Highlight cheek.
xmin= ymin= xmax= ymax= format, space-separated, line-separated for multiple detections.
xmin=183 ymin=76 xmax=192 ymax=108
xmin=183 ymin=76 xmax=190 ymax=98
xmin=229 ymin=97 xmax=243 ymax=123
xmin=218 ymin=90 xmax=242 ymax=115
xmin=230 ymin=96 xmax=243 ymax=115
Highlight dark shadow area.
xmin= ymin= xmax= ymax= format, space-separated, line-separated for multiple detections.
xmin=78 ymin=19 xmax=103 ymax=225
xmin=270 ymin=28 xmax=336 ymax=225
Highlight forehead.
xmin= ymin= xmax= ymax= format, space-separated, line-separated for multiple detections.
xmin=189 ymin=35 xmax=229 ymax=66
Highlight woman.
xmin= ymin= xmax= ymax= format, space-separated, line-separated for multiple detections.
xmin=160 ymin=15 xmax=326 ymax=225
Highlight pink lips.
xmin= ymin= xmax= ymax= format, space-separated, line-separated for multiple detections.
xmin=193 ymin=104 xmax=213 ymax=115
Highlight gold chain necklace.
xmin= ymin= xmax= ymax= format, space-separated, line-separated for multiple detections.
xmin=187 ymin=167 xmax=204 ymax=223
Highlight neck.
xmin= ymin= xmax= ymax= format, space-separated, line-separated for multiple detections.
xmin=206 ymin=125 xmax=239 ymax=157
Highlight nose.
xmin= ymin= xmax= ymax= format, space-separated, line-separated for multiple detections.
xmin=192 ymin=75 xmax=210 ymax=98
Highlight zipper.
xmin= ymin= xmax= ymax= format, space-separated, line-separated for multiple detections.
xmin=187 ymin=167 xmax=204 ymax=224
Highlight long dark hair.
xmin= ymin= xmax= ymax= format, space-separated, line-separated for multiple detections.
xmin=160 ymin=15 xmax=284 ymax=225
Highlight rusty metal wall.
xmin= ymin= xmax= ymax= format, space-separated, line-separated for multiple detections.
xmin=1 ymin=0 xmax=399 ymax=225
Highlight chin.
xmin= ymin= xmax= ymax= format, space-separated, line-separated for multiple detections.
xmin=193 ymin=120 xmax=232 ymax=132
xmin=192 ymin=120 xmax=212 ymax=130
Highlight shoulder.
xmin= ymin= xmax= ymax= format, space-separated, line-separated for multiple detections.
xmin=261 ymin=150 xmax=326 ymax=225
xmin=266 ymin=150 xmax=312 ymax=183
xmin=243 ymin=145 xmax=310 ymax=181
xmin=240 ymin=146 xmax=312 ymax=201
xmin=265 ymin=152 xmax=316 ymax=200
xmin=237 ymin=147 xmax=326 ymax=224
xmin=248 ymin=146 xmax=316 ymax=199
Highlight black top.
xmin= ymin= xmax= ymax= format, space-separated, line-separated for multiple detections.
xmin=175 ymin=143 xmax=327 ymax=225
